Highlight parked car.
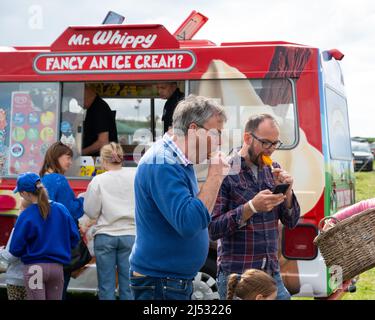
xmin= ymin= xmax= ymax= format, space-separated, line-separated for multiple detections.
xmin=352 ymin=141 xmax=374 ymax=171
xmin=370 ymin=142 xmax=375 ymax=156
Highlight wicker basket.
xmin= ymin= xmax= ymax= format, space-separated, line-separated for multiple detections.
xmin=314 ymin=208 xmax=375 ymax=282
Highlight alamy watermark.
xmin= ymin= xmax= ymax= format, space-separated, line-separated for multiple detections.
xmin=328 ymin=265 xmax=343 ymax=291
xmin=131 ymin=127 xmax=244 ymax=174
xmin=28 ymin=5 xmax=43 ymax=30
xmin=26 ymin=264 xmax=43 ymax=290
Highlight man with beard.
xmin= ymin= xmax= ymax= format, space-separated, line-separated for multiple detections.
xmin=208 ymin=113 xmax=300 ymax=300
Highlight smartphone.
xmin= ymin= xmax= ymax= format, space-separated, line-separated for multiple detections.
xmin=272 ymin=183 xmax=290 ymax=194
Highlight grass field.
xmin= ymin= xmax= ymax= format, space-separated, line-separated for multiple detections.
xmin=341 ymin=165 xmax=375 ymax=300
xmin=293 ymin=164 xmax=375 ymax=300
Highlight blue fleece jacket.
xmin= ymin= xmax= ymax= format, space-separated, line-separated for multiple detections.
xmin=129 ymin=139 xmax=211 ymax=279
xmin=9 ymin=202 xmax=80 ymax=265
xmin=41 ymin=173 xmax=84 ymax=221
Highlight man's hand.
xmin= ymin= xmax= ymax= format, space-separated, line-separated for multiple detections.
xmin=272 ymin=168 xmax=293 ymax=187
xmin=251 ymin=189 xmax=286 ymax=212
xmin=272 ymin=168 xmax=295 ymax=208
xmin=207 ymin=151 xmax=230 ymax=181
xmin=272 ymin=168 xmax=294 ymax=195
xmin=199 ymin=152 xmax=230 ymax=213
xmin=82 ymin=132 xmax=109 ymax=156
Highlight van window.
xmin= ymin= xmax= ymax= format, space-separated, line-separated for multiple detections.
xmin=0 ymin=82 xmax=60 ymax=177
xmin=60 ymin=82 xmax=85 ymax=176
xmin=189 ymin=79 xmax=297 ymax=154
xmin=104 ymin=96 xmax=164 ymax=166
xmin=61 ymin=82 xmax=183 ymax=177
xmin=325 ymin=87 xmax=352 ymax=160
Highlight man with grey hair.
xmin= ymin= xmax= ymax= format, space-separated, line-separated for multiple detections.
xmin=129 ymin=95 xmax=229 ymax=300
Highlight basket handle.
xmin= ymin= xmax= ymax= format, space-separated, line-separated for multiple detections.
xmin=318 ymin=216 xmax=340 ymax=232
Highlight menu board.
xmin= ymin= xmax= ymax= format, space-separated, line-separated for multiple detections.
xmin=8 ymin=91 xmax=59 ymax=175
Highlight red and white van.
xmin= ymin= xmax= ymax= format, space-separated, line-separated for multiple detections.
xmin=0 ymin=11 xmax=355 ymax=299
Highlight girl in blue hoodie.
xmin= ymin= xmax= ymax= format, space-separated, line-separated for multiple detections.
xmin=9 ymin=172 xmax=79 ymax=300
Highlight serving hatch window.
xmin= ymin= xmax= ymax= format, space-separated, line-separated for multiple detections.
xmin=61 ymin=81 xmax=184 ymax=177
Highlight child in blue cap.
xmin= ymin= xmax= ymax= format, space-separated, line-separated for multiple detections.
xmin=9 ymin=172 xmax=80 ymax=300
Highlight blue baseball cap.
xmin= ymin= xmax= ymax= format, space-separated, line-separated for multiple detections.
xmin=13 ymin=172 xmax=41 ymax=193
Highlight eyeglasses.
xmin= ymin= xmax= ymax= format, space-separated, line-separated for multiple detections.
xmin=251 ymin=132 xmax=283 ymax=149
xmin=196 ymin=125 xmax=222 ymax=138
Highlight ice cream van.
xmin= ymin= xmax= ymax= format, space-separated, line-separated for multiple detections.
xmin=0 ymin=11 xmax=355 ymax=299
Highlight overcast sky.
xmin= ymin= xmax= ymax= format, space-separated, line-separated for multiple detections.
xmin=1 ymin=0 xmax=374 ymax=137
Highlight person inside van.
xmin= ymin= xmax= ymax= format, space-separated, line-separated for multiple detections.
xmin=82 ymin=85 xmax=118 ymax=156
xmin=209 ymin=113 xmax=300 ymax=300
xmin=156 ymin=82 xmax=184 ymax=133
xmin=226 ymin=269 xmax=277 ymax=300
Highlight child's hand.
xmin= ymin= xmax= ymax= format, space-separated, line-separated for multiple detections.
xmin=323 ymin=219 xmax=336 ymax=231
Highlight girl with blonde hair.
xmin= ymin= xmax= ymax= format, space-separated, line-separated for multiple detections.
xmin=227 ymin=269 xmax=277 ymax=300
xmin=84 ymin=142 xmax=136 ymax=300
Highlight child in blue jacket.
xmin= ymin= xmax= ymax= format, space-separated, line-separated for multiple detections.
xmin=39 ymin=141 xmax=84 ymax=298
xmin=9 ymin=172 xmax=80 ymax=300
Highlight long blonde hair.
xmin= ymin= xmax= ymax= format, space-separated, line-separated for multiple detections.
xmin=100 ymin=142 xmax=123 ymax=165
xmin=226 ymin=269 xmax=277 ymax=300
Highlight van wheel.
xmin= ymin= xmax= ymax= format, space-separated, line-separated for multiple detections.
xmin=192 ymin=272 xmax=220 ymax=300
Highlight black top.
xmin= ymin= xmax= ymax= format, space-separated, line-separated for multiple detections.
xmin=83 ymin=95 xmax=118 ymax=156
xmin=161 ymin=88 xmax=184 ymax=133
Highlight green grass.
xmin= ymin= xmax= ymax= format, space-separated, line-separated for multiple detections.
xmin=342 ymin=268 xmax=375 ymax=300
xmin=353 ymin=167 xmax=375 ymax=202
xmin=342 ymin=163 xmax=375 ymax=300
xmin=293 ymin=162 xmax=375 ymax=300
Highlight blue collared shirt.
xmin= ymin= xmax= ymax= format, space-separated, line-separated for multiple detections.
xmin=162 ymin=133 xmax=192 ymax=166
xmin=130 ymin=135 xmax=211 ymax=279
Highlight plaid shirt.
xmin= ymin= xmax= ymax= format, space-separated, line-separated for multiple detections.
xmin=209 ymin=153 xmax=300 ymax=275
